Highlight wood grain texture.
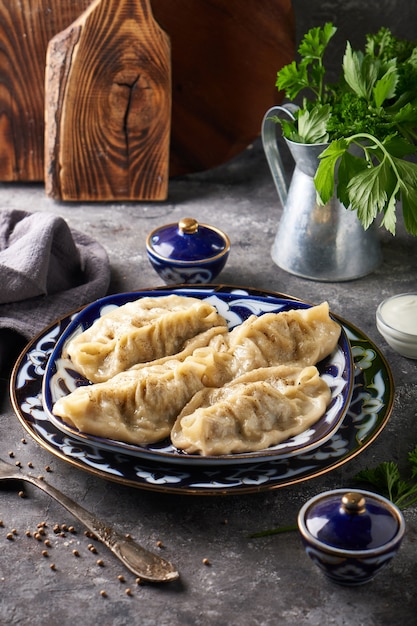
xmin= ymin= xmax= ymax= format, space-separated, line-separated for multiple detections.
xmin=0 ymin=0 xmax=92 ymax=181
xmin=45 ymin=0 xmax=171 ymax=201
xmin=0 ymin=0 xmax=294 ymax=185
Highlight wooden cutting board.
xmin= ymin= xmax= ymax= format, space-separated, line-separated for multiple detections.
xmin=45 ymin=0 xmax=171 ymax=201
xmin=0 ymin=0 xmax=294 ymax=184
xmin=0 ymin=0 xmax=92 ymax=181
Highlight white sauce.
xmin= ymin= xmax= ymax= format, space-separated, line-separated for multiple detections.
xmin=381 ymin=295 xmax=417 ymax=335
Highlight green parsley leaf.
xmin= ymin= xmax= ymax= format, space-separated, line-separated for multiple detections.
xmin=343 ymin=44 xmax=379 ymax=101
xmin=354 ymin=444 xmax=417 ymax=509
xmin=298 ymin=22 xmax=337 ymax=61
xmin=336 ymin=151 xmax=367 ymax=208
xmin=346 ymin=161 xmax=390 ymax=228
xmin=373 ymin=63 xmax=398 ymax=107
xmin=272 ymin=22 xmax=417 ymax=234
xmin=396 ymin=159 xmax=417 ymax=235
xmin=276 ymin=61 xmax=309 ymax=101
xmin=296 ymin=105 xmax=330 ymax=143
xmin=314 ymin=138 xmax=349 ymax=204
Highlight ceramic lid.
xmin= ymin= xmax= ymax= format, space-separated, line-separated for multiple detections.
xmin=303 ymin=490 xmax=402 ymax=551
xmin=146 ymin=218 xmax=230 ymax=263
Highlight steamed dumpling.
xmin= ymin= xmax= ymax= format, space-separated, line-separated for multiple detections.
xmin=64 ymin=294 xmax=227 ymax=382
xmin=228 ymin=302 xmax=341 ymax=376
xmin=52 ymin=339 xmax=233 ymax=445
xmin=52 ymin=301 xmax=341 ymax=449
xmin=171 ymin=365 xmax=331 ymax=456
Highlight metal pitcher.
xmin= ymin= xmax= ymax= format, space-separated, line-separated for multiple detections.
xmin=261 ymin=104 xmax=382 ymax=282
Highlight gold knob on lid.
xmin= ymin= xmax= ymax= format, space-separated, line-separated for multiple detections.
xmin=179 ymin=217 xmax=199 ymax=234
xmin=341 ymin=492 xmax=366 ymax=515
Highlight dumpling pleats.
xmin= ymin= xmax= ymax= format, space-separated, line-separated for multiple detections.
xmin=171 ymin=365 xmax=332 ymax=455
xmin=64 ymin=294 xmax=227 ymax=383
xmin=52 ymin=301 xmax=341 ymax=451
xmin=52 ymin=342 xmax=233 ymax=445
xmin=228 ymin=302 xmax=341 ymax=376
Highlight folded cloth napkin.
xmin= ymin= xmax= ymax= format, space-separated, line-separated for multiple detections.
xmin=0 ymin=209 xmax=111 ymax=377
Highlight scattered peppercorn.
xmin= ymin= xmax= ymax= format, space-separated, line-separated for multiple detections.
xmin=50 ymin=563 xmax=56 ymax=571
xmin=72 ymin=549 xmax=80 ymax=557
xmin=118 ymin=575 xmax=125 ymax=583
xmin=100 ymin=590 xmax=107 ymax=598
xmin=84 ymin=530 xmax=97 ymax=540
xmin=202 ymin=558 xmax=211 ymax=566
xmin=45 ymin=466 xmax=52 ymax=473
xmin=41 ymin=550 xmax=49 ymax=558
xmin=6 ymin=533 xmax=14 ymax=541
xmin=125 ymin=588 xmax=132 ymax=596
xmin=18 ymin=491 xmax=25 ymax=498
xmin=96 ymin=559 xmax=104 ymax=567
xmin=156 ymin=540 xmax=164 ymax=548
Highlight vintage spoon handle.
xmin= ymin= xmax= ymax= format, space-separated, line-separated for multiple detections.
xmin=23 ymin=473 xmax=179 ymax=583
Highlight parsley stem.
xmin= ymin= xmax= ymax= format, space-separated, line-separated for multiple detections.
xmin=248 ymin=524 xmax=298 ymax=538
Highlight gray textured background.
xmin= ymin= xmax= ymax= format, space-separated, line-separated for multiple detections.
xmin=292 ymin=0 xmax=417 ymax=79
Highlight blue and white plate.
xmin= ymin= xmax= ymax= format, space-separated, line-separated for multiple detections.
xmin=41 ymin=288 xmax=353 ymax=466
xmin=10 ymin=285 xmax=394 ymax=495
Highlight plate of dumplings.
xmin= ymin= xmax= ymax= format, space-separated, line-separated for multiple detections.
xmin=41 ymin=288 xmax=354 ymax=466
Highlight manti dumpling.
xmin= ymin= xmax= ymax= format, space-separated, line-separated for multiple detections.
xmin=64 ymin=294 xmax=227 ymax=382
xmin=52 ymin=301 xmax=341 ymax=449
xmin=52 ymin=332 xmax=233 ymax=445
xmin=171 ymin=365 xmax=332 ymax=456
xmin=227 ymin=302 xmax=341 ymax=376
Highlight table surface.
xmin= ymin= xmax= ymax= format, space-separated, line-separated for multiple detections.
xmin=1 ymin=138 xmax=416 ymax=626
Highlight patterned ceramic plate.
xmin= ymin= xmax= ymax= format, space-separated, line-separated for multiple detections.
xmin=41 ymin=289 xmax=353 ymax=466
xmin=10 ymin=285 xmax=394 ymax=495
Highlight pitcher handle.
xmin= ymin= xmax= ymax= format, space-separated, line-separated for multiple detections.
xmin=261 ymin=103 xmax=298 ymax=207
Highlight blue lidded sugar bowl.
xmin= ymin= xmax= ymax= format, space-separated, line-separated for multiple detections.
xmin=146 ymin=217 xmax=230 ymax=285
xmin=298 ymin=489 xmax=405 ymax=586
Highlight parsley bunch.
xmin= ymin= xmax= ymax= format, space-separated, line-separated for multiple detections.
xmin=274 ymin=23 xmax=417 ymax=235
xmin=354 ymin=444 xmax=417 ymax=509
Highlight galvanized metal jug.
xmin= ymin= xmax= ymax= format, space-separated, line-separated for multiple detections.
xmin=261 ymin=105 xmax=382 ymax=282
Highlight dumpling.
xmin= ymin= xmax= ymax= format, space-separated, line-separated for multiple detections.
xmin=171 ymin=365 xmax=331 ymax=456
xmin=64 ymin=294 xmax=227 ymax=382
xmin=227 ymin=302 xmax=341 ymax=376
xmin=52 ymin=301 xmax=341 ymax=448
xmin=52 ymin=340 xmax=233 ymax=445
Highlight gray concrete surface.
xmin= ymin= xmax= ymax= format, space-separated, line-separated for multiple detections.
xmin=1 ymin=2 xmax=417 ymax=624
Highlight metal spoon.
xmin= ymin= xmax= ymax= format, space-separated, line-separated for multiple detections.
xmin=0 ymin=457 xmax=179 ymax=583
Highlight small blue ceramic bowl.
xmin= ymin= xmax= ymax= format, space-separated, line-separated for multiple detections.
xmin=298 ymin=489 xmax=405 ymax=586
xmin=146 ymin=217 xmax=230 ymax=284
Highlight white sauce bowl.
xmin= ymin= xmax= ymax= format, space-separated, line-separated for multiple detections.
xmin=376 ymin=293 xmax=417 ymax=359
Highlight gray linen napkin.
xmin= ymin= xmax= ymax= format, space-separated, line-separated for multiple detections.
xmin=0 ymin=209 xmax=111 ymax=376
